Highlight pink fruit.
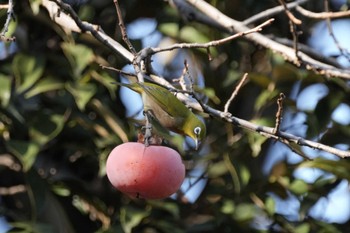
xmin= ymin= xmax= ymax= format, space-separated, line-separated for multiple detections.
xmin=106 ymin=142 xmax=185 ymax=199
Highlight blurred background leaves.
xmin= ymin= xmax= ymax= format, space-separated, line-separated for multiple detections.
xmin=0 ymin=0 xmax=350 ymax=233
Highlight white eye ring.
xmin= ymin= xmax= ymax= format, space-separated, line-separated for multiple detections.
xmin=194 ymin=127 xmax=201 ymax=136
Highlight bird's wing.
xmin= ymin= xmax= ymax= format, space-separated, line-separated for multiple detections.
xmin=140 ymin=83 xmax=189 ymax=118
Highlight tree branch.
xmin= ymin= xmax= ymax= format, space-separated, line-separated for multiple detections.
xmin=42 ymin=0 xmax=350 ymax=159
xmin=0 ymin=0 xmax=16 ymax=41
xmin=184 ymin=0 xmax=350 ymax=79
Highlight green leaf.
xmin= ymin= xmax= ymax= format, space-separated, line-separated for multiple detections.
xmin=29 ymin=112 xmax=65 ymax=145
xmin=254 ymin=89 xmax=279 ymax=111
xmin=12 ymin=53 xmax=45 ymax=94
xmin=148 ymin=201 xmax=180 ymax=218
xmin=239 ymin=165 xmax=251 ymax=187
xmin=0 ymin=74 xmax=12 ymax=107
xmin=265 ymin=196 xmax=275 ymax=216
xmin=289 ymin=179 xmax=309 ymax=195
xmin=295 ymin=223 xmax=310 ymax=233
xmin=61 ymin=43 xmax=94 ymax=78
xmin=247 ymin=131 xmax=268 ymax=157
xmin=208 ymin=161 xmax=228 ymax=178
xmin=120 ymin=207 xmax=150 ymax=233
xmin=221 ymin=199 xmax=235 ymax=214
xmin=66 ymin=82 xmax=97 ymax=110
xmin=179 ymin=26 xmax=210 ymax=44
xmin=298 ymin=158 xmax=350 ymax=181
xmin=6 ymin=140 xmax=40 ymax=171
xmin=233 ymin=203 xmax=256 ymax=222
xmin=25 ymin=76 xmax=65 ymax=98
xmin=29 ymin=0 xmax=43 ymax=15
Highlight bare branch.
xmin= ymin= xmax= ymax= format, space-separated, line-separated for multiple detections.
xmin=224 ymin=73 xmax=248 ymax=113
xmin=273 ymin=93 xmax=285 ymax=134
xmin=184 ymin=0 xmax=350 ymax=79
xmin=243 ymin=0 xmax=308 ymax=25
xmin=204 ymin=104 xmax=350 ymax=159
xmin=324 ymin=0 xmax=350 ymax=63
xmin=0 ymin=0 xmax=16 ymax=41
xmin=43 ymin=0 xmax=350 ymax=159
xmin=277 ymin=0 xmax=302 ymax=25
xmin=45 ymin=0 xmax=134 ymax=62
xmin=113 ymin=0 xmax=136 ymax=55
xmin=296 ymin=5 xmax=350 ymax=19
xmin=144 ymin=18 xmax=274 ymax=56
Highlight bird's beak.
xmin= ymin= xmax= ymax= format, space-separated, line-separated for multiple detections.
xmin=195 ymin=138 xmax=199 ymax=150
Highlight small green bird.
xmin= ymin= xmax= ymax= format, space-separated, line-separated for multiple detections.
xmin=114 ymin=81 xmax=206 ymax=149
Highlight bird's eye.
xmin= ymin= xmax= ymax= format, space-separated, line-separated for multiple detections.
xmin=194 ymin=127 xmax=201 ymax=136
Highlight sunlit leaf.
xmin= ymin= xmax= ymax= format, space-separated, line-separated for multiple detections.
xmin=12 ymin=54 xmax=45 ymax=94
xmin=298 ymin=158 xmax=350 ymax=181
xmin=254 ymin=89 xmax=279 ymax=111
xmin=25 ymin=76 xmax=65 ymax=98
xmin=233 ymin=203 xmax=256 ymax=222
xmin=66 ymin=82 xmax=97 ymax=110
xmin=295 ymin=223 xmax=310 ymax=233
xmin=0 ymin=74 xmax=11 ymax=107
xmin=265 ymin=196 xmax=275 ymax=216
xmin=52 ymin=183 xmax=71 ymax=197
xmin=207 ymin=161 xmax=228 ymax=178
xmin=61 ymin=43 xmax=94 ymax=78
xmin=247 ymin=131 xmax=268 ymax=157
xmin=221 ymin=199 xmax=235 ymax=214
xmin=239 ymin=165 xmax=251 ymax=187
xmin=289 ymin=179 xmax=309 ymax=195
xmin=120 ymin=207 xmax=150 ymax=233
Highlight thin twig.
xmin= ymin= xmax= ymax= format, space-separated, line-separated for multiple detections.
xmin=273 ymin=93 xmax=285 ymax=134
xmin=243 ymin=0 xmax=307 ymax=25
xmin=184 ymin=0 xmax=350 ymax=79
xmin=278 ymin=0 xmax=302 ymax=25
xmin=0 ymin=0 xmax=16 ymax=41
xmin=100 ymin=65 xmax=137 ymax=77
xmin=113 ymin=0 xmax=136 ymax=55
xmin=44 ymin=0 xmax=350 ymax=158
xmin=278 ymin=0 xmax=301 ymax=60
xmin=147 ymin=18 xmax=275 ymax=55
xmin=224 ymin=73 xmax=248 ymax=113
xmin=174 ymin=60 xmax=194 ymax=93
xmin=324 ymin=0 xmax=350 ymax=63
xmin=296 ymin=5 xmax=350 ymax=19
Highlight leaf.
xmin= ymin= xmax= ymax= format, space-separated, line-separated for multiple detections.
xmin=0 ymin=74 xmax=12 ymax=107
xmin=233 ymin=203 xmax=256 ymax=222
xmin=265 ymin=196 xmax=275 ymax=216
xmin=29 ymin=112 xmax=65 ymax=145
xmin=61 ymin=43 xmax=94 ymax=78
xmin=29 ymin=0 xmax=43 ymax=15
xmin=247 ymin=131 xmax=268 ymax=157
xmin=25 ymin=76 xmax=65 ymax=98
xmin=221 ymin=199 xmax=235 ymax=214
xmin=295 ymin=223 xmax=310 ymax=233
xmin=5 ymin=140 xmax=40 ymax=171
xmin=298 ymin=158 xmax=350 ymax=181
xmin=120 ymin=207 xmax=150 ymax=233
xmin=254 ymin=89 xmax=279 ymax=111
xmin=12 ymin=53 xmax=45 ymax=94
xmin=207 ymin=160 xmax=228 ymax=178
xmin=148 ymin=201 xmax=180 ymax=218
xmin=66 ymin=82 xmax=97 ymax=110
xmin=289 ymin=179 xmax=309 ymax=195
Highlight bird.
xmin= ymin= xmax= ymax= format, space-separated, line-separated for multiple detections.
xmin=114 ymin=81 xmax=206 ymax=149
